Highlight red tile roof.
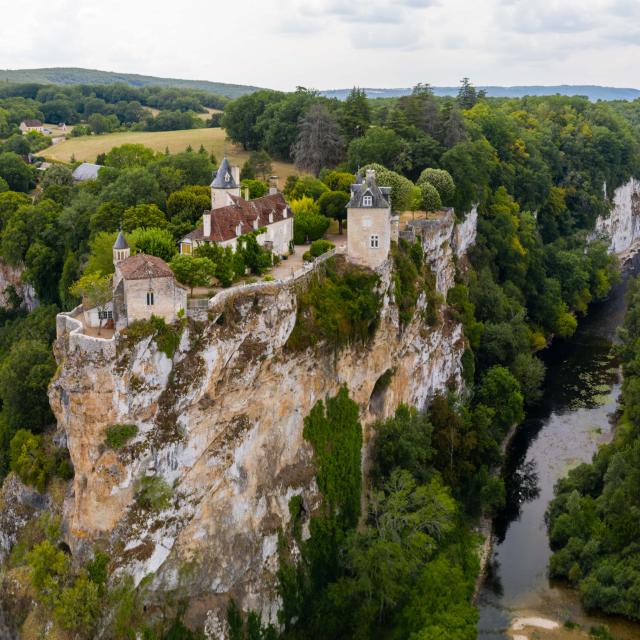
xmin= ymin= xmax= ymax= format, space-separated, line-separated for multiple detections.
xmin=118 ymin=253 xmax=174 ymax=280
xmin=22 ymin=119 xmax=43 ymax=127
xmin=184 ymin=193 xmax=291 ymax=243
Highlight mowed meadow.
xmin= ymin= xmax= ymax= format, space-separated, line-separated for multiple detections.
xmin=43 ymin=127 xmax=300 ymax=179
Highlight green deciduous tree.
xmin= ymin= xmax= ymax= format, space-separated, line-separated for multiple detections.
xmin=129 ymin=227 xmax=177 ymax=263
xmin=169 ymin=254 xmax=215 ymax=293
xmin=122 ymin=203 xmax=167 ymax=232
xmin=318 ymin=190 xmax=349 ymax=234
xmin=70 ymin=272 xmax=113 ymax=334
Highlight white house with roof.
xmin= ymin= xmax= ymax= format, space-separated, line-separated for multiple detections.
xmin=346 ymin=169 xmax=398 ymax=269
xmin=19 ymin=119 xmax=44 ymax=134
xmin=179 ymin=158 xmax=293 ymax=257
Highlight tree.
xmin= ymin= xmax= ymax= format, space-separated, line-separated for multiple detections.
xmin=339 ymin=87 xmax=371 ymax=142
xmin=103 ymin=143 xmax=157 ymax=169
xmin=417 ymin=168 xmax=455 ymax=206
xmin=166 ymin=185 xmax=210 ymax=225
xmin=241 ymin=150 xmax=273 ymax=180
xmin=477 ymin=366 xmax=524 ymax=434
xmin=100 ymin=168 xmax=165 ymax=209
xmin=318 ymin=190 xmax=349 ymax=234
xmin=456 ymin=77 xmax=485 ymax=110
xmin=290 ymin=197 xmax=330 ymax=244
xmin=0 ymin=190 xmax=30 ymax=229
xmin=0 ymin=339 xmax=56 ymax=432
xmin=10 ymin=429 xmax=52 ymax=491
xmin=322 ymin=171 xmax=354 ymax=193
xmin=0 ymin=152 xmax=35 ymax=192
xmin=70 ymin=272 xmax=113 ymax=334
xmin=169 ymin=254 xmax=215 ymax=293
xmin=54 ymin=575 xmax=101 ymax=637
xmin=84 ymin=231 xmax=118 ymax=275
xmin=122 ymin=203 xmax=167 ymax=232
xmin=285 ymin=175 xmax=329 ymax=201
xmin=240 ymin=179 xmax=268 ymax=199
xmin=292 ymin=104 xmax=345 ymax=176
xmin=347 ymin=128 xmax=408 ymax=173
xmin=420 ymin=181 xmax=442 ymax=212
xmin=129 ymin=227 xmax=177 ymax=263
xmin=27 ymin=539 xmax=69 ymax=599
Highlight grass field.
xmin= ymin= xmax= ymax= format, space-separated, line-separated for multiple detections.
xmin=42 ymin=127 xmax=300 ymax=180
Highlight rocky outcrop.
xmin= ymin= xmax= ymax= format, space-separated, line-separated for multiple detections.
xmin=47 ymin=217 xmax=475 ymax=631
xmin=0 ymin=260 xmax=37 ymax=311
xmin=594 ymin=178 xmax=640 ymax=258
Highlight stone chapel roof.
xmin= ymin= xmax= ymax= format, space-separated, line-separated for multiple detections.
xmin=117 ymin=253 xmax=174 ymax=281
xmin=210 ymin=157 xmax=238 ymax=189
xmin=348 ymin=169 xmax=391 ymax=209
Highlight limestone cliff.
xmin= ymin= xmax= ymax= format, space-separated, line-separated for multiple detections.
xmin=594 ymin=178 xmax=640 ymax=259
xmin=48 ymin=217 xmax=474 ymax=632
xmin=0 ymin=259 xmax=37 ymax=310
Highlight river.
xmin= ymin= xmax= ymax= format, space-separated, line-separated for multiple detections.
xmin=477 ymin=266 xmax=640 ymax=640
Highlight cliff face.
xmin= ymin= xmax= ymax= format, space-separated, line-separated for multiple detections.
xmin=0 ymin=260 xmax=37 ymax=311
xmin=595 ymin=178 xmax=640 ymax=258
xmin=48 ymin=217 xmax=474 ymax=631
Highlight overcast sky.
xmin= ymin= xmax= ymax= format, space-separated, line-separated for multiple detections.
xmin=1 ymin=0 xmax=639 ymax=91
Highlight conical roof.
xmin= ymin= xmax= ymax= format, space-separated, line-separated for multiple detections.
xmin=211 ymin=157 xmax=238 ymax=189
xmin=113 ymin=230 xmax=129 ymax=250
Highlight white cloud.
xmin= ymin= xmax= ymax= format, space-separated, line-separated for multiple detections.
xmin=0 ymin=0 xmax=637 ymax=91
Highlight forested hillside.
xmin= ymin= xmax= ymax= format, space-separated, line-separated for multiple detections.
xmin=0 ymin=79 xmax=638 ymax=638
xmin=0 ymin=67 xmax=259 ymax=98
xmin=546 ymin=278 xmax=640 ymax=621
xmin=0 ymin=82 xmax=227 ymax=141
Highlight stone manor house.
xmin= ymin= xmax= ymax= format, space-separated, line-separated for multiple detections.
xmin=178 ymin=157 xmax=294 ymax=257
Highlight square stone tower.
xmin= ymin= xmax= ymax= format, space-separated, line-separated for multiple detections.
xmin=347 ymin=169 xmax=392 ymax=269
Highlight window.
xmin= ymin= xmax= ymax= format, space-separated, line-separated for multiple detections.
xmin=370 ymin=234 xmax=379 ymax=249
xmin=224 ymin=172 xmax=231 ymax=182
xmin=363 ymin=195 xmax=373 ymax=207
xmin=146 ymin=291 xmax=155 ymax=306
xmin=98 ymin=310 xmax=113 ymax=320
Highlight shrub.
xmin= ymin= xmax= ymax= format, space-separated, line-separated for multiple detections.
xmin=417 ymin=168 xmax=455 ymax=206
xmin=9 ymin=429 xmax=53 ymax=492
xmin=286 ymin=256 xmax=380 ymax=351
xmin=135 ymin=475 xmax=172 ymax=511
xmin=290 ymin=197 xmax=330 ymax=244
xmin=309 ymin=239 xmax=334 ymax=257
xmin=419 ymin=181 xmax=442 ymax=212
xmin=105 ymin=424 xmax=138 ymax=449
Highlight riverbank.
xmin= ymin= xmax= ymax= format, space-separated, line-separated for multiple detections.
xmin=477 ymin=263 xmax=640 ymax=640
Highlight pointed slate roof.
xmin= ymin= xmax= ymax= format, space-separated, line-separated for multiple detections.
xmin=113 ymin=230 xmax=129 ymax=250
xmin=348 ymin=169 xmax=391 ymax=209
xmin=210 ymin=157 xmax=238 ymax=189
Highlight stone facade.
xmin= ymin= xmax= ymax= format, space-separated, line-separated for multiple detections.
xmin=347 ymin=169 xmax=393 ymax=269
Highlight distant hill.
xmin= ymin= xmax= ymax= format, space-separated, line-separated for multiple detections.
xmin=0 ymin=67 xmax=261 ymax=99
xmin=321 ymin=85 xmax=640 ymax=102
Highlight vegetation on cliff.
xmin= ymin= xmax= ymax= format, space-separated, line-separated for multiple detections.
xmin=546 ymin=277 xmax=640 ymax=620
xmin=286 ymin=256 xmax=381 ymax=351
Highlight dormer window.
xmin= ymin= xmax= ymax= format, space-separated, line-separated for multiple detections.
xmin=225 ymin=172 xmax=231 ymax=183
xmin=269 ymin=212 xmax=273 ymax=224
xmin=363 ymin=195 xmax=373 ymax=207
xmin=253 ymin=219 xmax=258 ymax=230
xmin=236 ymin=223 xmax=242 ymax=236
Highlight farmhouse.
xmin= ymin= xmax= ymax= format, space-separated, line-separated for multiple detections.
xmin=82 ymin=232 xmax=187 ymax=331
xmin=347 ymin=168 xmax=398 ymax=269
xmin=179 ymin=157 xmax=293 ymax=257
xmin=19 ymin=119 xmax=44 ymax=134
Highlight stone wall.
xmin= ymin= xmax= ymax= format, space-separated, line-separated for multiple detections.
xmin=121 ymin=276 xmax=187 ymax=327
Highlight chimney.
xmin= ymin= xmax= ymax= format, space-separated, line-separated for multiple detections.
xmin=244 ymin=186 xmax=250 ymax=201
xmin=269 ymin=175 xmax=278 ymax=195
xmin=203 ymin=212 xmax=211 ymax=237
xmin=365 ymin=168 xmax=375 ymax=182
xmin=231 ymin=165 xmax=240 ymax=185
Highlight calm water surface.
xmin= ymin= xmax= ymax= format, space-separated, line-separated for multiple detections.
xmin=477 ymin=267 xmax=640 ymax=640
